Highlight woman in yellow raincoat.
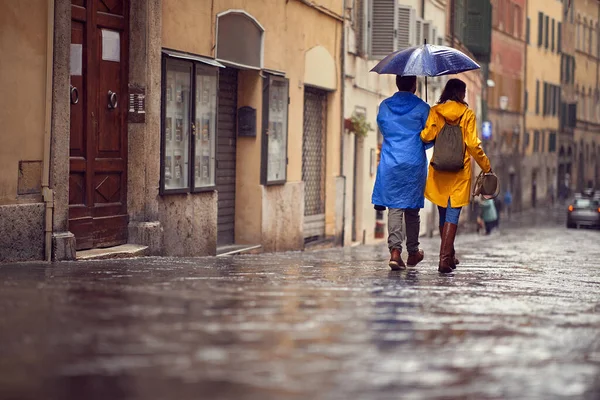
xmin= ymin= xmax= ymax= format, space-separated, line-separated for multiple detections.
xmin=421 ymin=79 xmax=492 ymax=273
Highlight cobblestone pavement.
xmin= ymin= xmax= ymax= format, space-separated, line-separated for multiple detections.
xmin=1 ymin=209 xmax=599 ymax=400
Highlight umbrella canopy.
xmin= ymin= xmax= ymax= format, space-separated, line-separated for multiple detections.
xmin=370 ymin=44 xmax=480 ymax=77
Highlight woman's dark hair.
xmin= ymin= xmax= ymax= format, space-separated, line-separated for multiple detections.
xmin=438 ymin=78 xmax=468 ymax=105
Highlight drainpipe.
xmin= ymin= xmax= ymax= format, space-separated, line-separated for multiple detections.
xmin=42 ymin=0 xmax=56 ymax=262
xmin=522 ymin=0 xmax=528 ymax=212
xmin=340 ymin=0 xmax=347 ymax=246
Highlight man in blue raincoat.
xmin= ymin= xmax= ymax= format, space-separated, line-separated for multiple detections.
xmin=372 ymin=76 xmax=431 ymax=271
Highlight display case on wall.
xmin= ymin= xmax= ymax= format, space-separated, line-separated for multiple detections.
xmin=160 ymin=50 xmax=221 ymax=195
xmin=261 ymin=74 xmax=290 ymax=185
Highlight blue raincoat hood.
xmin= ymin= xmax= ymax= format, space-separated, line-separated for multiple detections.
xmin=372 ymin=92 xmax=431 ymax=209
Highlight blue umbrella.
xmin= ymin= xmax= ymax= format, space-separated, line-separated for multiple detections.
xmin=371 ymin=43 xmax=480 ymax=101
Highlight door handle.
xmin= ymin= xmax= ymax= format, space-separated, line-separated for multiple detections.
xmin=70 ymin=85 xmax=79 ymax=105
xmin=108 ymin=90 xmax=118 ymax=109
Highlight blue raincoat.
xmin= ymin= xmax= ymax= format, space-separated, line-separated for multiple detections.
xmin=371 ymin=92 xmax=431 ymax=209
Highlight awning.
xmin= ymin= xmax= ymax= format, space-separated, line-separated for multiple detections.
xmin=162 ymin=49 xmax=225 ymax=68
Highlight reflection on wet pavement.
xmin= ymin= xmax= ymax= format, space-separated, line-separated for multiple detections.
xmin=0 ymin=226 xmax=599 ymax=399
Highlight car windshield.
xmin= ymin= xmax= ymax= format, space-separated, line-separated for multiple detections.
xmin=574 ymin=199 xmax=599 ymax=208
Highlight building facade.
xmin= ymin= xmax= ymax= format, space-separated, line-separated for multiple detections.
xmin=572 ymin=0 xmax=600 ymax=192
xmin=558 ymin=0 xmax=578 ymax=199
xmin=487 ymin=0 xmax=526 ymax=211
xmin=343 ymin=0 xmax=449 ymax=246
xmin=0 ymin=0 xmax=345 ymax=262
xmin=523 ymin=0 xmax=563 ymax=208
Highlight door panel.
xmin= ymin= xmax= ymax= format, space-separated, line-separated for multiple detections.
xmin=69 ymin=0 xmax=129 ymax=250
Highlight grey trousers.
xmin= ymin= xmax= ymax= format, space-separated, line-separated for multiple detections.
xmin=388 ymin=208 xmax=420 ymax=253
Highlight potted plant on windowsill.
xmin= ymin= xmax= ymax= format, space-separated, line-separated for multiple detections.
xmin=345 ymin=112 xmax=374 ymax=138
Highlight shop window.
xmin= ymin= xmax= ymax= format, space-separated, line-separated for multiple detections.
xmin=261 ymin=74 xmax=290 ymax=185
xmin=160 ymin=50 xmax=221 ymax=194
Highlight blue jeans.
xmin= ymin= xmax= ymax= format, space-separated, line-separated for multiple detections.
xmin=438 ymin=199 xmax=462 ymax=227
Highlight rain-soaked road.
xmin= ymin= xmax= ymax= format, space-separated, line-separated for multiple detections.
xmin=1 ymin=211 xmax=599 ymax=400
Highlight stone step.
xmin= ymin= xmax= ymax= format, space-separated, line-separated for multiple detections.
xmin=76 ymin=244 xmax=149 ymax=261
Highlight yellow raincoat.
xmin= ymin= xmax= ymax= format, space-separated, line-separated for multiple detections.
xmin=420 ymin=101 xmax=491 ymax=208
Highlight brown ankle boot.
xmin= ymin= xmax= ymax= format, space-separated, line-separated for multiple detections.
xmin=407 ymin=249 xmax=424 ymax=267
xmin=438 ymin=222 xmax=458 ymax=273
xmin=439 ymin=226 xmax=458 ymax=268
xmin=389 ymin=248 xmax=406 ymax=271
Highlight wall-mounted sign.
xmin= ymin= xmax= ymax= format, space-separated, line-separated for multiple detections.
xmin=238 ymin=106 xmax=256 ymax=137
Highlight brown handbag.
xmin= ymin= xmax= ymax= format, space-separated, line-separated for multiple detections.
xmin=473 ymin=170 xmax=500 ymax=199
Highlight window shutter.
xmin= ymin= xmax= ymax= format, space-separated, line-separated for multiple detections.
xmin=356 ymin=0 xmax=366 ymax=55
xmin=370 ymin=0 xmax=396 ymax=58
xmin=557 ymin=22 xmax=562 ymax=53
xmin=551 ymin=19 xmax=555 ymax=51
xmin=537 ymin=12 xmax=543 ymax=46
xmin=535 ymin=80 xmax=540 ymax=114
xmin=415 ymin=19 xmax=423 ymax=46
xmin=524 ymin=90 xmax=528 ymax=112
xmin=437 ymin=36 xmax=443 ymax=45
xmin=526 ymin=17 xmax=530 ymax=44
xmin=545 ymin=15 xmax=549 ymax=48
xmin=431 ymin=27 xmax=437 ymax=46
xmin=543 ymin=82 xmax=547 ymax=115
xmin=396 ymin=5 xmax=413 ymax=50
xmin=463 ymin=0 xmax=492 ymax=62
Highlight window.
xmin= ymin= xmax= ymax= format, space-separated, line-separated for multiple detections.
xmin=535 ymin=80 xmax=540 ymax=114
xmin=538 ymin=12 xmax=543 ymax=46
xmin=524 ymin=90 xmax=528 ymax=112
xmin=557 ymin=22 xmax=562 ymax=53
xmin=545 ymin=15 xmax=549 ymax=48
xmin=533 ymin=130 xmax=540 ymax=152
xmin=543 ymin=82 xmax=547 ymax=115
xmin=369 ymin=1 xmax=415 ymax=58
xmin=526 ymin=17 xmax=531 ymax=44
xmin=589 ymin=24 xmax=594 ymax=54
xmin=261 ymin=75 xmax=290 ymax=185
xmin=160 ymin=52 xmax=220 ymax=194
xmin=515 ymin=5 xmax=522 ymax=38
xmin=541 ymin=131 xmax=546 ymax=152
xmin=549 ymin=131 xmax=557 ymax=152
xmin=551 ymin=18 xmax=555 ymax=51
xmin=523 ymin=131 xmax=530 ymax=152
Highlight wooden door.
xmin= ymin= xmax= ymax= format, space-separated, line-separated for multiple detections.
xmin=70 ymin=0 xmax=129 ymax=250
xmin=216 ymin=68 xmax=238 ymax=246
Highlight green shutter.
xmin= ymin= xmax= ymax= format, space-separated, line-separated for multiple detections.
xmin=538 ymin=12 xmax=543 ymax=46
xmin=463 ymin=0 xmax=492 ymax=62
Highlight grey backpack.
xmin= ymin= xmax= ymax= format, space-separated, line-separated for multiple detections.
xmin=431 ymin=111 xmax=466 ymax=172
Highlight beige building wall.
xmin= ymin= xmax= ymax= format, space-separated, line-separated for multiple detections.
xmin=523 ymin=0 xmax=562 ymax=207
xmin=0 ymin=1 xmax=49 ymax=205
xmin=573 ymin=0 xmax=600 ymax=190
xmin=162 ymin=0 xmax=343 ymax=251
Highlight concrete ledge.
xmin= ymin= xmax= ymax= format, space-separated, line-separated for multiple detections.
xmin=0 ymin=203 xmax=44 ymax=263
xmin=128 ymin=221 xmax=162 ymax=255
xmin=52 ymin=231 xmax=76 ymax=261
xmin=76 ymin=244 xmax=149 ymax=261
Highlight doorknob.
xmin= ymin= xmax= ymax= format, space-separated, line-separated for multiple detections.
xmin=108 ymin=90 xmax=118 ymax=109
xmin=70 ymin=85 xmax=79 ymax=105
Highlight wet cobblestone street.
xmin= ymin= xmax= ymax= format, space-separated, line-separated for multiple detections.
xmin=1 ymin=213 xmax=599 ymax=399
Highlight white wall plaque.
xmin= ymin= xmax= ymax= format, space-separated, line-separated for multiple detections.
xmin=70 ymin=44 xmax=82 ymax=76
xmin=101 ymin=29 xmax=120 ymax=62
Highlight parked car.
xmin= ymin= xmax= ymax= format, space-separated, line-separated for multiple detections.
xmin=567 ymin=193 xmax=600 ymax=229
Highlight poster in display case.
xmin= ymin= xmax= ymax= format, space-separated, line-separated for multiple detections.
xmin=161 ymin=52 xmax=218 ymax=194
xmin=262 ymin=75 xmax=289 ymax=185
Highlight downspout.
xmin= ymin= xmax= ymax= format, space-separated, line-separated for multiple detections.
xmin=340 ymin=0 xmax=347 ymax=246
xmin=522 ymin=0 xmax=528 ymax=212
xmin=42 ymin=0 xmax=56 ymax=262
